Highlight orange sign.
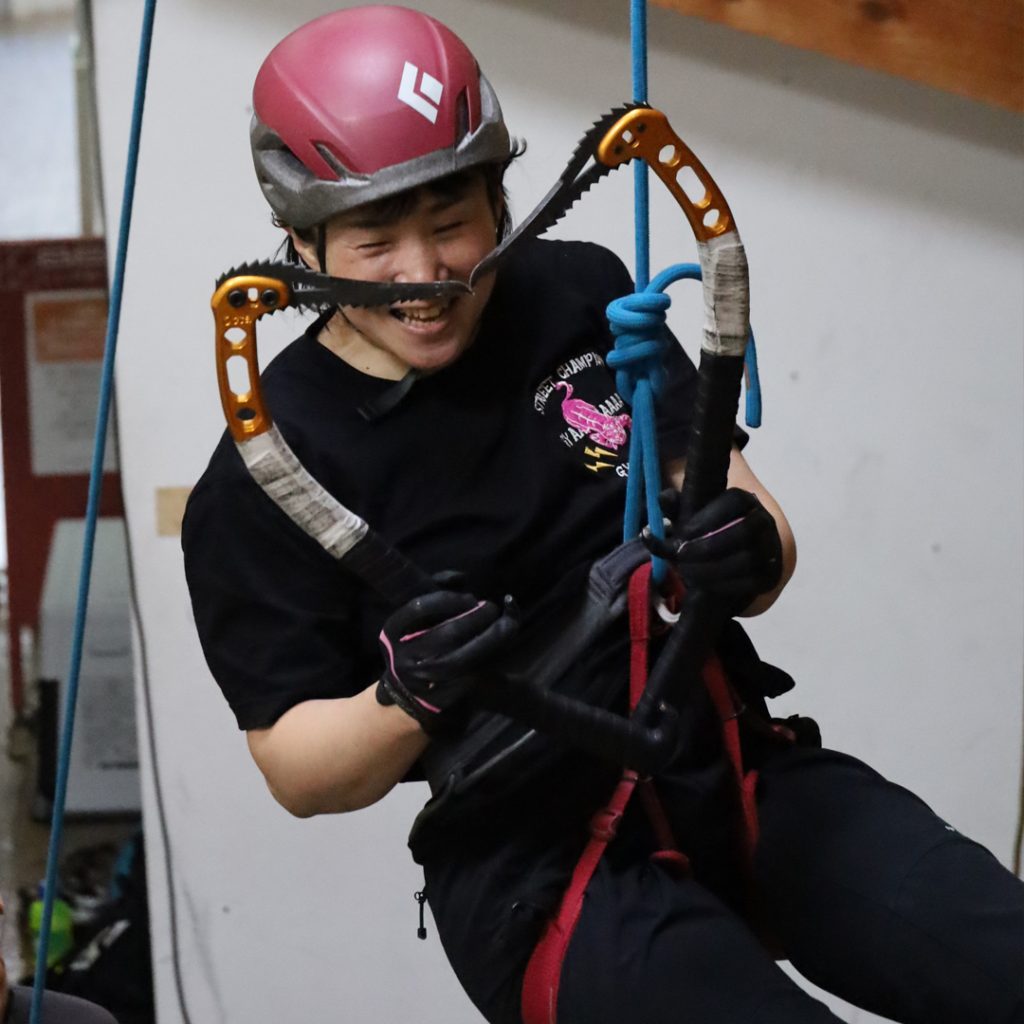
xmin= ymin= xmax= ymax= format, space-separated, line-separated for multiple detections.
xmin=31 ymin=292 xmax=108 ymax=363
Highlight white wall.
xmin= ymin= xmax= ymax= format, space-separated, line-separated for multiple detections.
xmin=7 ymin=0 xmax=74 ymax=20
xmin=92 ymin=1 xmax=1024 ymax=1021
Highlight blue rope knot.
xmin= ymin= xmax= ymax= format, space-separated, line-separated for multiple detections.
xmin=604 ymin=286 xmax=680 ymax=576
xmin=604 ymin=290 xmax=671 ymax=404
xmin=604 ymin=265 xmax=762 ymax=568
xmin=603 ymin=262 xmax=761 ymax=584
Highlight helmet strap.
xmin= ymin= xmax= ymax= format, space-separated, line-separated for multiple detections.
xmin=358 ymin=369 xmax=421 ymax=421
xmin=317 ymin=221 xmax=422 ymax=419
xmin=316 ymin=226 xmax=328 ymax=276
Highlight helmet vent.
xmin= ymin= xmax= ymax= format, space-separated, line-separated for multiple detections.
xmin=314 ymin=142 xmax=352 ymax=179
xmin=454 ymin=88 xmax=470 ymax=144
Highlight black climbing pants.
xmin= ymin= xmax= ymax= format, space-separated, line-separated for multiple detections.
xmin=555 ymin=747 xmax=1024 ymax=1024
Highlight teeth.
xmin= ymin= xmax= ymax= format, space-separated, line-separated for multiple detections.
xmin=392 ymin=303 xmax=447 ymax=323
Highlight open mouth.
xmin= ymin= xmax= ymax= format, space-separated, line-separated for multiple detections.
xmin=389 ymin=300 xmax=454 ymax=326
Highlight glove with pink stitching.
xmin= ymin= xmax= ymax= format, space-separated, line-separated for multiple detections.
xmin=644 ymin=488 xmax=783 ymax=613
xmin=375 ymin=590 xmax=519 ymax=733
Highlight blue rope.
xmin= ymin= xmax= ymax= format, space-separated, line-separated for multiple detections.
xmin=607 ymin=267 xmax=762 ymax=551
xmin=614 ymin=1 xmax=761 ymax=586
xmin=607 ymin=264 xmax=700 ymax=582
xmin=743 ymin=330 xmax=762 ymax=428
xmin=631 ymin=0 xmax=650 ymax=290
xmin=29 ymin=2 xmax=158 ymax=1019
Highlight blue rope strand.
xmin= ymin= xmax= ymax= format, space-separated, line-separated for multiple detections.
xmin=744 ymin=329 xmax=762 ymax=428
xmin=619 ymin=2 xmax=763 ymax=582
xmin=607 ymin=258 xmax=762 ymax=584
xmin=29 ymin=2 xmax=158 ymax=1019
xmin=631 ymin=0 xmax=650 ymax=290
xmin=607 ymin=266 xmax=697 ymax=574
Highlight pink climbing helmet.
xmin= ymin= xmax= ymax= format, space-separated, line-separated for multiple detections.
xmin=250 ymin=5 xmax=511 ymax=229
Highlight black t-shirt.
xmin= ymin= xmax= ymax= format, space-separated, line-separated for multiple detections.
xmin=183 ymin=238 xmax=703 ymax=731
xmin=183 ymin=238 xmax=755 ymax=1014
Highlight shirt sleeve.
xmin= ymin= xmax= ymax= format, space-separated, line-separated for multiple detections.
xmin=182 ymin=438 xmax=374 ymax=731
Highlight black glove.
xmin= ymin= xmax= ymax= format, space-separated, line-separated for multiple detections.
xmin=375 ymin=590 xmax=519 ymax=733
xmin=644 ymin=488 xmax=783 ymax=612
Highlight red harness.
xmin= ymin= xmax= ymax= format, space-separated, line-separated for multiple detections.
xmin=520 ymin=564 xmax=762 ymax=1024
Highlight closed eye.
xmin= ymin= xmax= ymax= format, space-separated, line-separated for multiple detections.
xmin=435 ymin=220 xmax=465 ymax=234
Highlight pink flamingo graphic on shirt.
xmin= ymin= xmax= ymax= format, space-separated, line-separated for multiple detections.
xmin=554 ymin=381 xmax=631 ymax=450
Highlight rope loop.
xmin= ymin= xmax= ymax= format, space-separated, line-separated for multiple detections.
xmin=605 ymin=290 xmax=671 ymax=405
xmin=605 ymin=272 xmax=698 ymax=573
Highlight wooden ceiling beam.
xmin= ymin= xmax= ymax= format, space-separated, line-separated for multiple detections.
xmin=651 ymin=0 xmax=1024 ymax=112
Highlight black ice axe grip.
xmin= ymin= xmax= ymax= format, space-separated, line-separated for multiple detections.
xmin=350 ymin=534 xmax=681 ymax=775
xmin=346 ymin=350 xmax=747 ymax=776
xmin=678 ymin=352 xmax=746 ymax=521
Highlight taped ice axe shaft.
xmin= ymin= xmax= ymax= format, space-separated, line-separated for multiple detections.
xmin=212 ymin=274 xmax=436 ymax=604
xmin=210 ymin=105 xmax=750 ymax=774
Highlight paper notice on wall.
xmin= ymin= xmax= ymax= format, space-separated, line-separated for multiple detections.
xmin=25 ymin=289 xmax=119 ymax=476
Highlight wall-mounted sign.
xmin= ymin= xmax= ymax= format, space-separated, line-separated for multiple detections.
xmin=26 ymin=288 xmax=118 ymax=476
xmin=0 ymin=237 xmax=123 ymax=713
